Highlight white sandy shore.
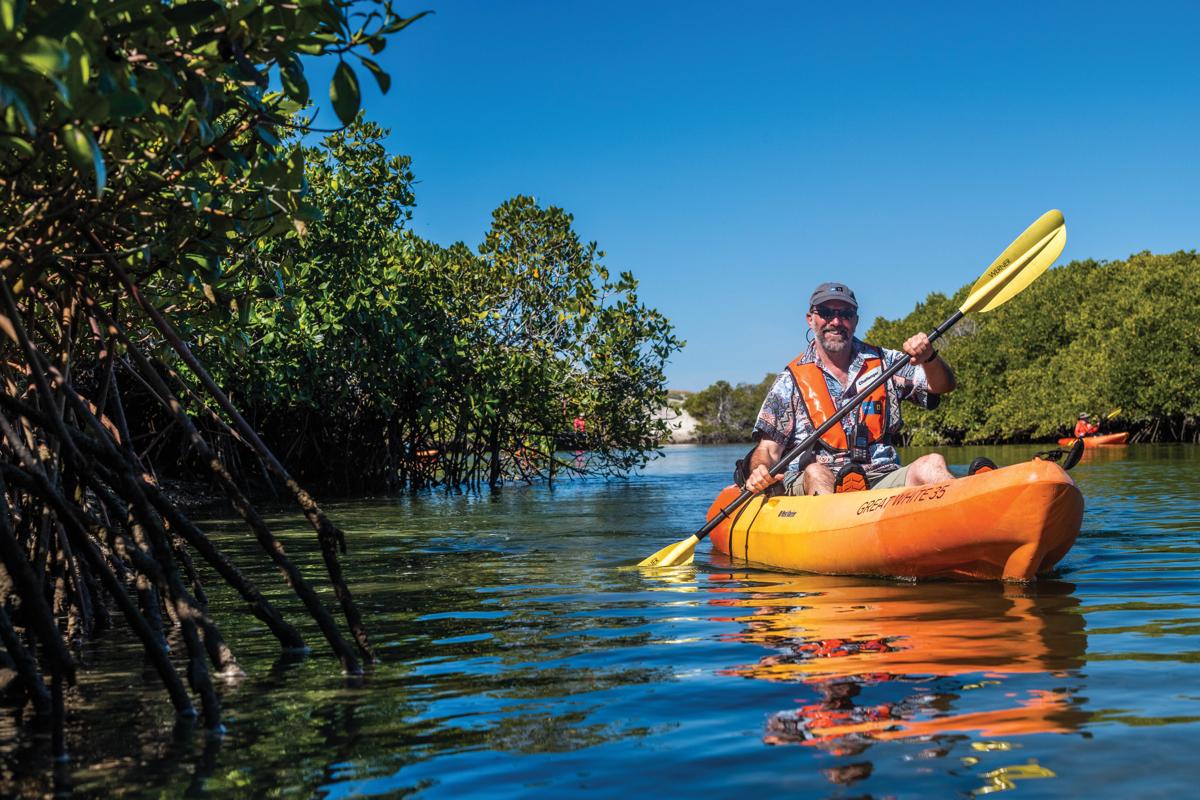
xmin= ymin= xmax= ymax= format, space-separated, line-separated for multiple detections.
xmin=655 ymin=399 xmax=699 ymax=443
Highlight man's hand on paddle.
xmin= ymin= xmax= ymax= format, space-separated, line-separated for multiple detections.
xmin=745 ymin=464 xmax=782 ymax=494
xmin=903 ymin=332 xmax=935 ymax=365
xmin=903 ymin=331 xmax=957 ymax=393
xmin=745 ymin=439 xmax=784 ymax=494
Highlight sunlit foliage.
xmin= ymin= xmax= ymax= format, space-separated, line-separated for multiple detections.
xmin=193 ymin=121 xmax=682 ymax=491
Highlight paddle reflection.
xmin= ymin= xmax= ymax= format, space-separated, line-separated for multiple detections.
xmin=707 ymin=571 xmax=1088 ymax=761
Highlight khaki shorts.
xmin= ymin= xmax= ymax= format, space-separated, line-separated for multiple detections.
xmin=783 ymin=464 xmax=911 ymax=495
xmin=869 ymin=464 xmax=911 ymax=490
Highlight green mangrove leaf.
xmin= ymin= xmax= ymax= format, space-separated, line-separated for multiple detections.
xmin=330 ymin=61 xmax=360 ymax=126
xmin=280 ymin=55 xmax=310 ymax=105
xmin=20 ymin=36 xmax=69 ymax=76
xmin=163 ymin=1 xmax=221 ymax=28
xmin=60 ymin=123 xmax=106 ymax=197
xmin=0 ymin=0 xmax=21 ymax=34
xmin=0 ymin=134 xmax=34 ymax=157
xmin=384 ymin=11 xmax=432 ymax=34
xmin=359 ymin=56 xmax=390 ymax=94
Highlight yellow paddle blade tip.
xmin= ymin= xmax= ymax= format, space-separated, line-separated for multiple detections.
xmin=964 ymin=210 xmax=1067 ymax=315
xmin=637 ymin=535 xmax=699 ymax=568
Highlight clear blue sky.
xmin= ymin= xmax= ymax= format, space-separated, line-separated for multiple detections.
xmin=308 ymin=1 xmax=1200 ymax=390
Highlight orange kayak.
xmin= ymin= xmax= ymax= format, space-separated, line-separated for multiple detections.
xmin=707 ymin=459 xmax=1082 ymax=581
xmin=1056 ymin=432 xmax=1128 ymax=447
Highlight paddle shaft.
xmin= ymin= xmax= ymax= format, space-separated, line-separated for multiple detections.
xmin=694 ymin=309 xmax=966 ymax=542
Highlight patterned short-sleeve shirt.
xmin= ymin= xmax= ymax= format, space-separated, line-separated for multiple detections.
xmin=752 ymin=338 xmax=941 ymax=475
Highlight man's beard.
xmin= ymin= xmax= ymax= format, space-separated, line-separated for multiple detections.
xmin=820 ymin=326 xmax=851 ymax=353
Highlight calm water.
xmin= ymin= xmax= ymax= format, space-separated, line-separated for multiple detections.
xmin=3 ymin=444 xmax=1200 ymax=797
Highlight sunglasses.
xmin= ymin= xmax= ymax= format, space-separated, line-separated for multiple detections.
xmin=811 ymin=305 xmax=857 ymax=321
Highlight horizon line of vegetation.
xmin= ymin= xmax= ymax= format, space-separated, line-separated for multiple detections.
xmin=680 ymin=250 xmax=1200 ymax=446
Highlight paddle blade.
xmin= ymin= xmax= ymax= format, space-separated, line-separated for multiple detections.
xmin=638 ymin=534 xmax=698 ymax=567
xmin=1106 ymin=407 xmax=1122 ymax=419
xmin=962 ymin=210 xmax=1066 ymax=315
xmin=1062 ymin=437 xmax=1085 ymax=471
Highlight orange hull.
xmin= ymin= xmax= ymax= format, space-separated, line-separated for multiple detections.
xmin=1056 ymin=432 xmax=1128 ymax=447
xmin=708 ymin=460 xmax=1082 ymax=581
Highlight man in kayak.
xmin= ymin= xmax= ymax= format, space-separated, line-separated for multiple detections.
xmin=742 ymin=282 xmax=993 ymax=495
xmin=1074 ymin=412 xmax=1099 ymax=438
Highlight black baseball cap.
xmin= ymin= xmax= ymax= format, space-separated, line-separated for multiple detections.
xmin=809 ymin=282 xmax=858 ymax=310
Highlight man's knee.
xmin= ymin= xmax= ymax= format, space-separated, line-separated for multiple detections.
xmin=913 ymin=453 xmax=947 ymax=470
xmin=803 ymin=462 xmax=833 ymax=479
xmin=908 ymin=453 xmax=949 ymax=484
xmin=799 ymin=462 xmax=834 ymax=495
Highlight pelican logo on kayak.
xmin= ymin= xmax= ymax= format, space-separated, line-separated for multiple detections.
xmin=856 ymin=483 xmax=948 ymax=515
xmin=778 ymin=510 xmax=796 ymax=518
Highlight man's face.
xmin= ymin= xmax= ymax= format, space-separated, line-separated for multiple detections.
xmin=807 ymin=301 xmax=858 ymax=353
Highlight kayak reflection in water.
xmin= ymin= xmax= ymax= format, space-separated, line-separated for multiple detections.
xmin=740 ymin=281 xmax=988 ymax=498
xmin=764 ymin=673 xmax=1080 ymax=754
xmin=765 ymin=678 xmax=887 ymax=755
xmin=710 ymin=575 xmax=1089 ymax=776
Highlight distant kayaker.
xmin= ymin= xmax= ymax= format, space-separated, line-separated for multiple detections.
xmin=1074 ymin=412 xmax=1099 ymax=438
xmin=742 ymin=282 xmax=994 ymax=495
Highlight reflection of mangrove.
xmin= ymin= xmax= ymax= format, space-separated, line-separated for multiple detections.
xmin=707 ymin=573 xmax=1089 ymax=760
xmin=398 ymin=436 xmax=597 ymax=488
xmin=50 ymin=657 xmax=660 ymax=796
xmin=21 ymin=652 xmax=396 ymax=798
xmin=18 ymin=540 xmax=667 ymax=796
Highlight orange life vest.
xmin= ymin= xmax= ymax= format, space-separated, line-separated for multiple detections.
xmin=788 ymin=352 xmax=889 ymax=455
xmin=1073 ymin=420 xmax=1098 ymax=437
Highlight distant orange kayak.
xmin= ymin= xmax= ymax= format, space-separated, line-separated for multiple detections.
xmin=1056 ymin=432 xmax=1129 ymax=447
xmin=707 ymin=459 xmax=1082 ymax=581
